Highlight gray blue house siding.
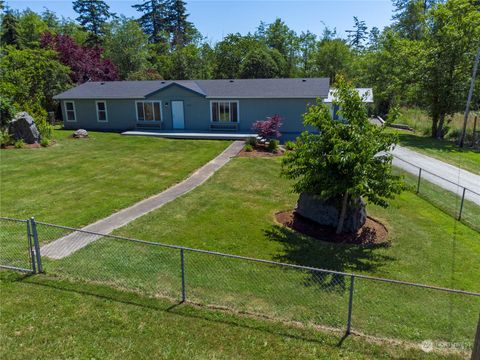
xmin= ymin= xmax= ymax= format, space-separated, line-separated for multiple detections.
xmin=55 ymin=78 xmax=348 ymax=140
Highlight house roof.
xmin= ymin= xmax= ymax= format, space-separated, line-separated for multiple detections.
xmin=324 ymin=88 xmax=374 ymax=103
xmin=53 ymin=78 xmax=331 ymax=100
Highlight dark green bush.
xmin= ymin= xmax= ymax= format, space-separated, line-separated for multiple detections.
xmin=284 ymin=141 xmax=295 ymax=151
xmin=267 ymin=139 xmax=279 ymax=152
xmin=246 ymin=136 xmax=257 ymax=147
xmin=0 ymin=129 xmax=12 ymax=147
xmin=244 ymin=144 xmax=253 ymax=152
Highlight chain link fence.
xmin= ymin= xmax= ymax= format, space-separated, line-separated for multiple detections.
xmin=392 ymin=156 xmax=480 ymax=232
xmin=1 ymin=217 xmax=479 ymax=352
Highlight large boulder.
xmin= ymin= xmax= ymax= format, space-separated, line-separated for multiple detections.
xmin=73 ymin=129 xmax=88 ymax=138
xmin=295 ymin=193 xmax=367 ymax=233
xmin=9 ymin=112 xmax=41 ymax=144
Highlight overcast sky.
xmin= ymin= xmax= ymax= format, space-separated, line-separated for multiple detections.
xmin=7 ymin=0 xmax=394 ymax=42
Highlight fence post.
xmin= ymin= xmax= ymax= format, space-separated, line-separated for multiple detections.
xmin=30 ymin=217 xmax=43 ymax=273
xmin=416 ymin=168 xmax=422 ymax=194
xmin=346 ymin=274 xmax=355 ymax=335
xmin=26 ymin=220 xmax=36 ymax=273
xmin=458 ymin=188 xmax=466 ymax=221
xmin=180 ymin=249 xmax=186 ymax=302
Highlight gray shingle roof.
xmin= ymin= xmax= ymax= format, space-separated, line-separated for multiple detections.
xmin=53 ymin=78 xmax=330 ymax=100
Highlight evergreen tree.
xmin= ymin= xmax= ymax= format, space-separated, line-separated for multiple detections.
xmin=1 ymin=11 xmax=19 ymax=47
xmin=73 ymin=0 xmax=113 ymax=45
xmin=239 ymin=48 xmax=280 ymax=79
xmin=132 ymin=0 xmax=169 ymax=44
xmin=166 ymin=0 xmax=194 ymax=48
xmin=346 ymin=16 xmax=368 ymax=51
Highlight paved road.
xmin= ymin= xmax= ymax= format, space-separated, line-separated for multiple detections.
xmin=391 ymin=146 xmax=480 ymax=205
xmin=41 ymin=141 xmax=245 ymax=259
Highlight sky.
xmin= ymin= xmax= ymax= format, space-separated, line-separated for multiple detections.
xmin=6 ymin=0 xmax=394 ymax=43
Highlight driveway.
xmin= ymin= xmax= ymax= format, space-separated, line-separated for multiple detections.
xmin=392 ymin=146 xmax=480 ymax=205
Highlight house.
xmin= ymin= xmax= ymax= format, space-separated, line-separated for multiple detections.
xmin=324 ymin=88 xmax=374 ymax=121
xmin=53 ymin=78 xmax=372 ymax=140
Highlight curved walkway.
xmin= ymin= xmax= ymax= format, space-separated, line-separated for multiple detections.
xmin=41 ymin=141 xmax=245 ymax=259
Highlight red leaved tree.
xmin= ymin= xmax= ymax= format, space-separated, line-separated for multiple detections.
xmin=40 ymin=32 xmax=119 ymax=84
xmin=252 ymin=114 xmax=282 ymax=140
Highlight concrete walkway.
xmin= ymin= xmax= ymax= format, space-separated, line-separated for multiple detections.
xmin=41 ymin=141 xmax=245 ymax=259
xmin=392 ymin=146 xmax=480 ymax=205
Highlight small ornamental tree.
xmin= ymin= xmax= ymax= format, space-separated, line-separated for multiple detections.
xmin=282 ymin=77 xmax=405 ymax=234
xmin=252 ymin=114 xmax=282 ymax=141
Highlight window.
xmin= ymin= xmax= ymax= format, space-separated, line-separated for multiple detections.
xmin=210 ymin=101 xmax=239 ymax=123
xmin=96 ymin=101 xmax=108 ymax=122
xmin=136 ymin=101 xmax=161 ymax=122
xmin=65 ymin=101 xmax=76 ymax=122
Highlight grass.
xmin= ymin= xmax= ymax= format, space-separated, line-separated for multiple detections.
xmin=0 ymin=130 xmax=229 ymax=227
xmin=27 ymin=157 xmax=480 ymax=347
xmin=0 ymin=272 xmax=464 ymax=359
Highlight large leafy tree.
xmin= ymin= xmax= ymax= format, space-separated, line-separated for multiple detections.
xmin=213 ymin=34 xmax=258 ymax=78
xmin=312 ymin=39 xmax=353 ymax=82
xmin=41 ymin=32 xmax=119 ymax=83
xmin=16 ymin=9 xmax=48 ymax=48
xmin=282 ymin=78 xmax=404 ymax=233
xmin=104 ymin=17 xmax=151 ymax=79
xmin=239 ymin=48 xmax=280 ymax=79
xmin=1 ymin=11 xmax=19 ymax=47
xmin=419 ymin=0 xmax=480 ymax=138
xmin=73 ymin=0 xmax=114 ymax=45
xmin=0 ymin=46 xmax=71 ymax=120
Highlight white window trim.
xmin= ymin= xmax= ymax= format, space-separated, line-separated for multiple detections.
xmin=64 ymin=101 xmax=77 ymax=122
xmin=135 ymin=100 xmax=163 ymax=122
xmin=96 ymin=100 xmax=108 ymax=123
xmin=209 ymin=100 xmax=240 ymax=124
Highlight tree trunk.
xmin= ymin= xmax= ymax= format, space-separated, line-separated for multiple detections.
xmin=436 ymin=113 xmax=446 ymax=139
xmin=431 ymin=113 xmax=439 ymax=138
xmin=336 ymin=191 xmax=349 ymax=234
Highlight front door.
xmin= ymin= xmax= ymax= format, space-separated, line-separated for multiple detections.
xmin=171 ymin=101 xmax=185 ymax=129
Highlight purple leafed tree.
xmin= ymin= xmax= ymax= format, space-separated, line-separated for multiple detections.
xmin=40 ymin=32 xmax=119 ymax=84
xmin=252 ymin=114 xmax=282 ymax=140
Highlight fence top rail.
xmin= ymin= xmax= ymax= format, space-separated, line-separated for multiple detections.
xmin=392 ymin=154 xmax=480 ymax=196
xmin=29 ymin=219 xmax=480 ymax=298
xmin=0 ymin=217 xmax=29 ymax=223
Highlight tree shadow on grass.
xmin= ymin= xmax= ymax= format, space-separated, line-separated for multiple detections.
xmin=264 ymin=224 xmax=395 ymax=292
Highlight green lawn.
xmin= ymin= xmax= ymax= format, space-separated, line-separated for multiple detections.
xmin=393 ymin=130 xmax=480 ymax=175
xmin=0 ymin=130 xmax=229 ymax=227
xmin=0 ymin=272 xmax=462 ymax=360
xmin=29 ymin=157 xmax=480 ymax=347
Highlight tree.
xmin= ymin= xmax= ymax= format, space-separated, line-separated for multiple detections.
xmin=104 ymin=17 xmax=151 ymax=79
xmin=165 ymin=0 xmax=196 ymax=48
xmin=252 ymin=114 xmax=282 ymax=140
xmin=73 ymin=0 xmax=114 ymax=45
xmin=368 ymin=26 xmax=381 ymax=50
xmin=133 ymin=0 xmax=168 ymax=44
xmin=127 ymin=68 xmax=162 ymax=80
xmin=392 ymin=0 xmax=439 ymax=40
xmin=239 ymin=48 xmax=280 ymax=79
xmin=1 ymin=11 xmax=19 ymax=47
xmin=40 ymin=32 xmax=119 ymax=83
xmin=298 ymin=31 xmax=317 ymax=76
xmin=213 ymin=33 xmax=258 ymax=78
xmin=282 ymin=78 xmax=404 ymax=233
xmin=419 ymin=0 xmax=480 ymax=138
xmin=312 ymin=39 xmax=353 ymax=82
xmin=16 ymin=9 xmax=48 ymax=48
xmin=0 ymin=46 xmax=71 ymax=121
xmin=347 ymin=16 xmax=368 ymax=51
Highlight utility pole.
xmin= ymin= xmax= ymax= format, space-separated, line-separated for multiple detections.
xmin=460 ymin=47 xmax=480 ymax=148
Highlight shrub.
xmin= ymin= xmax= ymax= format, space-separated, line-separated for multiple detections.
xmin=244 ymin=144 xmax=253 ymax=152
xmin=0 ymin=128 xmax=12 ymax=147
xmin=37 ymin=121 xmax=54 ymax=140
xmin=246 ymin=136 xmax=257 ymax=147
xmin=284 ymin=140 xmax=295 ymax=151
xmin=252 ymin=114 xmax=282 ymax=140
xmin=267 ymin=139 xmax=279 ymax=152
xmin=14 ymin=139 xmax=25 ymax=149
xmin=40 ymin=138 xmax=51 ymax=147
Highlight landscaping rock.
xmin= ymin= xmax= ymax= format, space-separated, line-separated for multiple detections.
xmin=8 ymin=112 xmax=40 ymax=144
xmin=295 ymin=193 xmax=366 ymax=233
xmin=73 ymin=129 xmax=88 ymax=138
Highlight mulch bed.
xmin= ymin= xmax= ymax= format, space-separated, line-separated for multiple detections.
xmin=275 ymin=210 xmax=389 ymax=246
xmin=237 ymin=144 xmax=285 ymax=158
